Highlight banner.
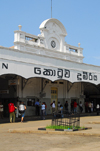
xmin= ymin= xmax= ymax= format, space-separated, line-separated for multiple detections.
xmin=0 ymin=61 xmax=99 ymax=85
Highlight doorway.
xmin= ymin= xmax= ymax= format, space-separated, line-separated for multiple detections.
xmin=51 ymin=87 xmax=58 ymax=110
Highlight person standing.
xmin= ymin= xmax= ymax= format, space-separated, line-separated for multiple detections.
xmin=44 ymin=102 xmax=47 ymax=115
xmin=19 ymin=102 xmax=26 ymax=122
xmin=0 ymin=102 xmax=3 ymax=119
xmin=8 ymin=102 xmax=17 ymax=123
xmin=96 ymin=104 xmax=100 ymax=115
xmin=91 ymin=101 xmax=93 ymax=112
xmin=74 ymin=100 xmax=77 ymax=113
xmin=51 ymin=101 xmax=55 ymax=116
xmin=71 ymin=101 xmax=74 ymax=114
xmin=58 ymin=102 xmax=61 ymax=112
xmin=16 ymin=100 xmax=20 ymax=118
xmin=35 ymin=99 xmax=40 ymax=116
xmin=41 ymin=102 xmax=45 ymax=120
xmin=60 ymin=104 xmax=63 ymax=117
xmin=79 ymin=101 xmax=83 ymax=113
xmin=85 ymin=101 xmax=88 ymax=113
xmin=64 ymin=101 xmax=68 ymax=113
xmin=88 ymin=102 xmax=91 ymax=113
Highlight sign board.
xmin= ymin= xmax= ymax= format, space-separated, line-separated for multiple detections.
xmin=0 ymin=90 xmax=9 ymax=94
xmin=8 ymin=79 xmax=18 ymax=85
xmin=39 ymin=92 xmax=46 ymax=98
xmin=0 ymin=61 xmax=100 ymax=85
xmin=80 ymin=95 xmax=85 ymax=98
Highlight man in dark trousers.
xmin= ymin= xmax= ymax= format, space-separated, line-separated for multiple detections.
xmin=35 ymin=99 xmax=40 ymax=116
xmin=64 ymin=101 xmax=68 ymax=113
xmin=0 ymin=102 xmax=3 ymax=119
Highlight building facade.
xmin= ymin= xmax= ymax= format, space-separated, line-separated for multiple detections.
xmin=0 ymin=18 xmax=100 ymax=116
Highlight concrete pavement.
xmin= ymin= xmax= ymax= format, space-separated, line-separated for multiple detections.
xmin=3 ymin=115 xmax=100 ymax=137
xmin=1 ymin=115 xmax=100 ymax=151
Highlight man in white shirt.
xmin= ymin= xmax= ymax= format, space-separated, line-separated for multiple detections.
xmin=52 ymin=101 xmax=55 ymax=115
xmin=41 ymin=102 xmax=45 ymax=120
xmin=96 ymin=104 xmax=100 ymax=115
xmin=79 ymin=101 xmax=83 ymax=113
xmin=88 ymin=102 xmax=92 ymax=113
xmin=0 ymin=102 xmax=3 ymax=119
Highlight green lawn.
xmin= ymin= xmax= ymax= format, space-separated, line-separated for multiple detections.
xmin=46 ymin=125 xmax=82 ymax=129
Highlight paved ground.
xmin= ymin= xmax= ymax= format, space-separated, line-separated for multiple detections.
xmin=0 ymin=115 xmax=100 ymax=151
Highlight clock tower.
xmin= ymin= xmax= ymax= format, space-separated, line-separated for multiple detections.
xmin=39 ymin=18 xmax=67 ymax=52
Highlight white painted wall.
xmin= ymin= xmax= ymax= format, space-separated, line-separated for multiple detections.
xmin=17 ymin=78 xmax=84 ymax=115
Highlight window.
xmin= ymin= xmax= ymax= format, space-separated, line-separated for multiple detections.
xmin=27 ymin=98 xmax=35 ymax=106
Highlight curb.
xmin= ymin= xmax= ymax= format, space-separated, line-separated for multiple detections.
xmin=9 ymin=127 xmax=100 ymax=137
xmin=88 ymin=121 xmax=100 ymax=124
xmin=38 ymin=127 xmax=92 ymax=132
xmin=9 ymin=129 xmax=100 ymax=137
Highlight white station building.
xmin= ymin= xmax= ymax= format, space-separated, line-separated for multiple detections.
xmin=0 ymin=18 xmax=100 ymax=116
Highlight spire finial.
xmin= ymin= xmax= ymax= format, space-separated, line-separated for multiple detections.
xmin=18 ymin=25 xmax=22 ymax=31
xmin=78 ymin=43 xmax=81 ymax=47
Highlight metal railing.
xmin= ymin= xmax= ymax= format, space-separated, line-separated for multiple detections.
xmin=52 ymin=110 xmax=80 ymax=129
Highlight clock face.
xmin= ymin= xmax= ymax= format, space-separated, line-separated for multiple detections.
xmin=51 ymin=40 xmax=56 ymax=48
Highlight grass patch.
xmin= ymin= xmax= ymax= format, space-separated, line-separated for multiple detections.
xmin=46 ymin=125 xmax=81 ymax=130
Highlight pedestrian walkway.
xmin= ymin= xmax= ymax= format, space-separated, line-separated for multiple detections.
xmin=0 ymin=114 xmax=100 ymax=137
xmin=7 ymin=115 xmax=100 ymax=136
xmin=0 ymin=114 xmax=53 ymax=124
xmin=0 ymin=112 xmax=98 ymax=124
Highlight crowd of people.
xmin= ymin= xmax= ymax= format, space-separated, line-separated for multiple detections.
xmin=50 ymin=100 xmax=83 ymax=117
xmin=0 ymin=99 xmax=100 ymax=123
xmin=50 ymin=100 xmax=100 ymax=116
xmin=85 ymin=101 xmax=100 ymax=115
xmin=0 ymin=100 xmax=27 ymax=123
xmin=34 ymin=99 xmax=47 ymax=120
xmin=85 ymin=101 xmax=94 ymax=113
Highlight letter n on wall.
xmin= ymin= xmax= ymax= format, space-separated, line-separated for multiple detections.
xmin=2 ymin=63 xmax=8 ymax=69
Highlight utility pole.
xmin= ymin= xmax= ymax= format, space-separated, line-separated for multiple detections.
xmin=51 ymin=0 xmax=52 ymax=18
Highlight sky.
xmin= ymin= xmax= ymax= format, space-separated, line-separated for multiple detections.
xmin=0 ymin=0 xmax=100 ymax=66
